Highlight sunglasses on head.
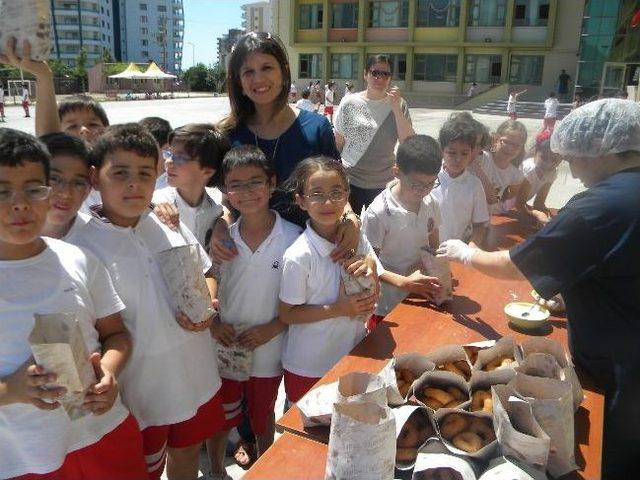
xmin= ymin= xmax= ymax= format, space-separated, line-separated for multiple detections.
xmin=369 ymin=69 xmax=392 ymax=79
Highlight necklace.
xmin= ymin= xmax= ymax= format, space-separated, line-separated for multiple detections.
xmin=254 ymin=132 xmax=281 ymax=163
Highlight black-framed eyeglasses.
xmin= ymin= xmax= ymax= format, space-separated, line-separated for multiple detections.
xmin=303 ymin=189 xmax=349 ymax=204
xmin=369 ymin=69 xmax=392 ymax=79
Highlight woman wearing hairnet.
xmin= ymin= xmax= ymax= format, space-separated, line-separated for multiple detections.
xmin=438 ymin=99 xmax=640 ymax=478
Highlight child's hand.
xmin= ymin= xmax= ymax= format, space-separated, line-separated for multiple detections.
xmin=154 ymin=202 xmax=180 ymax=231
xmin=402 ymin=271 xmax=443 ymax=297
xmin=209 ymin=218 xmax=238 ymax=263
xmin=3 ymin=360 xmax=66 ymax=410
xmin=237 ymin=324 xmax=277 ymax=351
xmin=336 ymin=281 xmax=377 ymax=318
xmin=343 ymin=255 xmax=370 ymax=277
xmin=331 ymin=216 xmax=359 ymax=263
xmin=210 ymin=317 xmax=235 ymax=347
xmin=83 ymin=353 xmax=118 ymax=415
xmin=175 ymin=311 xmax=212 ymax=332
xmin=0 ymin=39 xmax=52 ymax=78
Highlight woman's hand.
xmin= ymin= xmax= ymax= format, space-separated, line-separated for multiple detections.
xmin=387 ymin=86 xmax=403 ymax=113
xmin=209 ymin=217 xmax=238 ymax=263
xmin=331 ymin=214 xmax=360 ymax=263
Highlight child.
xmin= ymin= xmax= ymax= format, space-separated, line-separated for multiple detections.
xmin=0 ymin=128 xmax=146 ymax=479
xmin=475 ymin=119 xmax=527 ymax=213
xmin=506 ymin=88 xmax=526 ymax=120
xmin=21 ymin=82 xmax=30 ymax=117
xmin=363 ymin=134 xmax=443 ymax=317
xmin=139 ymin=116 xmax=172 ymax=188
xmin=71 ymin=124 xmax=225 ymax=480
xmin=295 ymin=89 xmax=317 ymax=112
xmin=279 ymin=157 xmax=378 ymax=403
xmin=543 ymin=91 xmax=559 ymax=131
xmin=0 ymin=82 xmax=5 ymax=122
xmin=58 ymin=95 xmax=110 ymax=144
xmin=39 ymin=132 xmax=92 ymax=241
xmin=432 ymin=117 xmax=489 ymax=245
xmin=516 ymin=130 xmax=561 ymax=226
xmin=324 ymin=81 xmax=336 ymax=124
xmin=207 ymin=145 xmax=302 ymax=478
xmin=152 ymin=123 xmax=229 ymax=249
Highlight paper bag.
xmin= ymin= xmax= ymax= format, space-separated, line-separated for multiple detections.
xmin=434 ymin=409 xmax=499 ymax=461
xmin=156 ymin=244 xmax=215 ymax=324
xmin=379 ymin=353 xmax=435 ymax=405
xmin=325 ymin=401 xmax=396 ymax=480
xmin=468 ymin=368 xmax=516 ymax=412
xmin=491 ymin=384 xmax=550 ymax=471
xmin=478 ymin=456 xmax=548 ymax=480
xmin=508 ymin=373 xmax=577 ymax=477
xmin=473 ymin=337 xmax=517 ymax=373
xmin=216 ymin=323 xmax=252 ymax=381
xmin=0 ymin=0 xmax=51 ymax=62
xmin=298 ymin=372 xmax=387 ymax=427
xmin=420 ymin=250 xmax=452 ymax=305
xmin=462 ymin=340 xmax=496 ymax=366
xmin=412 ymin=440 xmax=479 ymax=480
xmin=395 ymin=406 xmax=437 ymax=470
xmin=29 ymin=313 xmax=96 ymax=420
xmin=412 ymin=370 xmax=470 ymax=411
xmin=424 ymin=345 xmax=472 ymax=381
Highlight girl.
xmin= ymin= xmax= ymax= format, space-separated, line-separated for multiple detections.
xmin=279 ymin=157 xmax=378 ymax=404
xmin=324 ymin=81 xmax=336 ymax=125
xmin=476 ymin=119 xmax=527 ymax=213
xmin=516 ymin=130 xmax=561 ymax=226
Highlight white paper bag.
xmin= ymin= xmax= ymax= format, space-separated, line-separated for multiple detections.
xmin=325 ymin=401 xmax=396 ymax=480
xmin=412 ymin=440 xmax=479 ymax=480
xmin=462 ymin=340 xmax=496 ymax=366
xmin=478 ymin=456 xmax=548 ymax=480
xmin=468 ymin=368 xmax=516 ymax=412
xmin=434 ymin=409 xmax=499 ymax=461
xmin=420 ymin=250 xmax=452 ymax=305
xmin=156 ymin=244 xmax=215 ymax=324
xmin=379 ymin=353 xmax=436 ymax=405
xmin=395 ymin=406 xmax=437 ymax=470
xmin=412 ymin=370 xmax=470 ymax=411
xmin=0 ymin=0 xmax=51 ymax=61
xmin=29 ymin=313 xmax=96 ymax=420
xmin=216 ymin=323 xmax=252 ymax=381
xmin=424 ymin=345 xmax=472 ymax=381
xmin=473 ymin=337 xmax=517 ymax=373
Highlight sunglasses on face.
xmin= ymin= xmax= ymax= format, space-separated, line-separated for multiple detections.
xmin=369 ymin=70 xmax=392 ymax=79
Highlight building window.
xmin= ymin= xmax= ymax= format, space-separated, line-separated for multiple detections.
xmin=141 ymin=27 xmax=148 ymax=35
xmin=465 ymin=55 xmax=502 ymax=83
xmin=369 ymin=1 xmax=409 ymax=28
xmin=367 ymin=53 xmax=406 ymax=80
xmin=416 ymin=0 xmax=460 ymax=27
xmin=299 ymin=4 xmax=323 ymax=29
xmin=331 ymin=54 xmax=359 ymax=79
xmin=299 ymin=54 xmax=322 ymax=78
xmin=509 ymin=55 xmax=544 ymax=84
xmin=414 ymin=54 xmax=458 ymax=81
xmin=468 ymin=0 xmax=506 ymax=26
xmin=513 ymin=0 xmax=549 ymax=27
xmin=142 ymin=39 xmax=148 ymax=46
xmin=140 ymin=3 xmax=147 ymax=10
xmin=140 ymin=15 xmax=148 ymax=23
xmin=332 ymin=3 xmax=358 ymax=28
xmin=142 ymin=50 xmax=149 ymax=57
xmin=158 ymin=5 xmax=167 ymax=12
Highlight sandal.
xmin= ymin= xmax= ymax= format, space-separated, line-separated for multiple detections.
xmin=233 ymin=439 xmax=257 ymax=470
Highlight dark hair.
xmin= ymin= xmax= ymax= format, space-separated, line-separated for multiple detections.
xmin=283 ymin=156 xmax=348 ymax=195
xmin=366 ymin=54 xmax=391 ymax=72
xmin=449 ymin=112 xmax=491 ymax=149
xmin=58 ymin=94 xmax=110 ymax=127
xmin=139 ymin=117 xmax=172 ymax=147
xmin=548 ymin=91 xmax=556 ymax=98
xmin=535 ymin=139 xmax=552 ymax=153
xmin=327 ymin=81 xmax=335 ymax=89
xmin=0 ymin=128 xmax=50 ymax=180
xmin=396 ymin=135 xmax=442 ymax=176
xmin=168 ymin=123 xmax=230 ymax=186
xmin=221 ymin=145 xmax=275 ymax=184
xmin=222 ymin=32 xmax=291 ymax=130
xmin=301 ymin=89 xmax=310 ymax=99
xmin=90 ymin=123 xmax=158 ymax=170
xmin=39 ymin=132 xmax=90 ymax=168
xmin=438 ymin=117 xmax=477 ymax=149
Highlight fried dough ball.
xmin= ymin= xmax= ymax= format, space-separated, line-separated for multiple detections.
xmin=417 ymin=468 xmax=464 ymax=480
xmin=483 ymin=355 xmax=515 ymax=372
xmin=452 ymin=431 xmax=483 ymax=453
xmin=471 ymin=390 xmax=493 ymax=412
xmin=440 ymin=413 xmax=468 ymax=439
xmin=437 ymin=361 xmax=471 ymax=381
xmin=396 ymin=447 xmax=418 ymax=463
xmin=397 ymin=419 xmax=421 ymax=448
xmin=395 ymin=367 xmax=417 ymax=398
xmin=469 ymin=417 xmax=496 ymax=444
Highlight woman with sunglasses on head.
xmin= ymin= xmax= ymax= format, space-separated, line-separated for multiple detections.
xmin=334 ymin=54 xmax=415 ymax=214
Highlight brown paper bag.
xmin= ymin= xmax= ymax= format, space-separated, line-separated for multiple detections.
xmin=29 ymin=313 xmax=96 ymax=420
xmin=462 ymin=340 xmax=496 ymax=367
xmin=156 ymin=244 xmax=215 ymax=324
xmin=468 ymin=368 xmax=516 ymax=412
xmin=0 ymin=0 xmax=51 ymax=62
xmin=325 ymin=401 xmax=396 ymax=480
xmin=424 ymin=345 xmax=472 ymax=381
xmin=434 ymin=409 xmax=499 ymax=461
xmin=379 ymin=353 xmax=436 ymax=405
xmin=420 ymin=250 xmax=452 ymax=305
xmin=473 ymin=337 xmax=517 ymax=373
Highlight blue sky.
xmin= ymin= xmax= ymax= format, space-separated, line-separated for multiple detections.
xmin=183 ymin=0 xmax=243 ymax=67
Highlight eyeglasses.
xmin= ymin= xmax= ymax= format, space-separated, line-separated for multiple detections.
xmin=162 ymin=149 xmax=194 ymax=166
xmin=0 ymin=185 xmax=52 ymax=203
xmin=369 ymin=70 xmax=392 ymax=79
xmin=407 ymin=178 xmax=439 ymax=193
xmin=303 ymin=189 xmax=349 ymax=204
xmin=50 ymin=175 xmax=90 ymax=192
xmin=225 ymin=178 xmax=269 ymax=194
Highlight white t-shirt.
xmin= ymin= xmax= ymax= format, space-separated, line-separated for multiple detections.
xmin=364 ymin=180 xmax=441 ymax=315
xmin=22 ymin=88 xmax=29 ymax=101
xmin=295 ymin=98 xmax=316 ymax=112
xmin=520 ymin=157 xmax=558 ymax=201
xmin=544 ymin=97 xmax=559 ymax=118
xmin=62 ymin=211 xmax=91 ymax=244
xmin=217 ymin=212 xmax=302 ymax=378
xmin=153 ymin=186 xmax=224 ymax=250
xmin=325 ymin=87 xmax=334 ymax=106
xmin=280 ymin=224 xmax=369 ymax=378
xmin=506 ymin=94 xmax=516 ymax=113
xmin=72 ymin=210 xmax=221 ymax=429
xmin=80 ymin=189 xmax=102 ymax=214
xmin=476 ymin=151 xmax=524 ymax=213
xmin=431 ymin=169 xmax=490 ymax=242
xmin=0 ymin=239 xmax=129 ymax=478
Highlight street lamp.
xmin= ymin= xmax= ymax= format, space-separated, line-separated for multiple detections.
xmin=186 ymin=41 xmax=195 ymax=68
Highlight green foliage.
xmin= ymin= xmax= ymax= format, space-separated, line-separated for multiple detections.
xmin=74 ymin=48 xmax=88 ymax=91
xmin=48 ymin=60 xmax=74 ymax=77
xmin=183 ymin=63 xmax=226 ymax=92
xmin=207 ymin=63 xmax=227 ymax=92
xmin=103 ymin=62 xmax=131 ymax=77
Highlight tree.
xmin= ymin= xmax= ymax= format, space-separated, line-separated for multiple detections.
xmin=183 ymin=63 xmax=210 ymax=91
xmin=207 ymin=63 xmax=227 ymax=92
xmin=101 ymin=48 xmax=114 ymax=64
xmin=74 ymin=47 xmax=88 ymax=92
xmin=48 ymin=59 xmax=74 ymax=78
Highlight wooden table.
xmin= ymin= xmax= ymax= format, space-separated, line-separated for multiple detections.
xmin=267 ymin=214 xmax=604 ymax=479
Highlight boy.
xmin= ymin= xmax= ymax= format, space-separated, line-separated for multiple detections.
xmin=506 ymin=88 xmax=527 ymax=120
xmin=543 ymin=91 xmax=559 ymax=132
xmin=295 ymin=89 xmax=317 ymax=112
xmin=153 ymin=123 xmax=229 ymax=249
xmin=0 ymin=81 xmax=5 ymax=122
xmin=39 ymin=132 xmax=92 ymax=241
xmin=71 ymin=123 xmax=224 ymax=480
xmin=139 ymin=116 xmax=172 ymax=188
xmin=432 ymin=117 xmax=489 ymax=245
xmin=207 ymin=145 xmax=302 ymax=479
xmin=0 ymin=128 xmax=146 ymax=479
xmin=58 ymin=95 xmax=110 ymax=144
xmin=363 ymin=135 xmax=443 ymax=316
xmin=21 ymin=83 xmax=30 ymax=117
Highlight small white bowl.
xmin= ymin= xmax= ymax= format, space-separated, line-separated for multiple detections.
xmin=504 ymin=302 xmax=550 ymax=330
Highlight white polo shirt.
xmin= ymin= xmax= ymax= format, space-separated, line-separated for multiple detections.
xmin=280 ymin=223 xmax=369 ymax=378
xmin=79 ymin=189 xmax=102 ymax=214
xmin=364 ymin=180 xmax=441 ymax=315
xmin=520 ymin=157 xmax=558 ymax=201
xmin=476 ymin=151 xmax=524 ymax=213
xmin=431 ymin=169 xmax=489 ymax=242
xmin=153 ymin=186 xmax=224 ymax=250
xmin=217 ymin=211 xmax=302 ymax=378
xmin=62 ymin=211 xmax=91 ymax=244
xmin=0 ymin=239 xmax=129 ymax=478
xmin=72 ymin=210 xmax=221 ymax=429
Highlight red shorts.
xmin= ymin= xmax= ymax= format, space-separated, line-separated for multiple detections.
xmin=283 ymin=370 xmax=321 ymax=403
xmin=14 ymin=415 xmax=146 ymax=480
xmin=543 ymin=117 xmax=557 ymax=130
xmin=220 ymin=376 xmax=281 ymax=435
xmin=324 ymin=105 xmax=334 ymax=115
xmin=141 ymin=392 xmax=224 ymax=480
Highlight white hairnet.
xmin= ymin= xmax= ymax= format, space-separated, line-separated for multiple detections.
xmin=551 ymin=99 xmax=640 ymax=158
